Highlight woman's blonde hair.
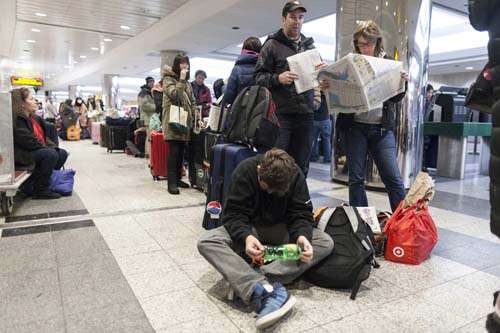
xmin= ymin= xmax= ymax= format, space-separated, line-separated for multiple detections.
xmin=353 ymin=20 xmax=385 ymax=57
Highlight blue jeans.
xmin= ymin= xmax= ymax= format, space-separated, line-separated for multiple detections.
xmin=345 ymin=123 xmax=405 ymax=211
xmin=275 ymin=113 xmax=314 ymax=177
xmin=311 ymin=119 xmax=332 ymax=163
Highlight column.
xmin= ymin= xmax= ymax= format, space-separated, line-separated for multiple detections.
xmin=160 ymin=50 xmax=184 ymax=73
xmin=331 ymin=0 xmax=432 ymax=189
xmin=101 ymin=74 xmax=119 ymax=110
xmin=68 ymin=85 xmax=77 ymax=101
xmin=0 ymin=56 xmax=15 ymax=184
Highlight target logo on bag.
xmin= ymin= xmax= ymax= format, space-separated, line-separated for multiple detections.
xmin=206 ymin=201 xmax=222 ymax=219
xmin=393 ymin=246 xmax=405 ymax=258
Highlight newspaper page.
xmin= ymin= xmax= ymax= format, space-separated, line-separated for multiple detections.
xmin=357 ymin=207 xmax=382 ymax=233
xmin=318 ymin=53 xmax=405 ymax=114
xmin=287 ymin=49 xmax=322 ymax=94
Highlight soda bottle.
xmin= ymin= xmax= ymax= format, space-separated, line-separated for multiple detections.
xmin=263 ymin=244 xmax=302 ymax=263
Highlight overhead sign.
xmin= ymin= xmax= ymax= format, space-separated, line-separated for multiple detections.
xmin=10 ymin=76 xmax=44 ymax=87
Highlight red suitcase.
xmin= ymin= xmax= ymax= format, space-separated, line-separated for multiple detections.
xmin=150 ymin=131 xmax=168 ymax=180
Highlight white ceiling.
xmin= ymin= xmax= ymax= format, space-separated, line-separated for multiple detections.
xmin=0 ymin=0 xmax=487 ymax=92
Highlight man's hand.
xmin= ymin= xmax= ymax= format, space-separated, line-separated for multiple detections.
xmin=245 ymin=235 xmax=264 ymax=260
xmin=297 ymin=236 xmax=313 ymax=263
xmin=279 ymin=71 xmax=299 ymax=85
xmin=315 ymin=62 xmax=327 ymax=70
xmin=401 ymin=71 xmax=409 ymax=82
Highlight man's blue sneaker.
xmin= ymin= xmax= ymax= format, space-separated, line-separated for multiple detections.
xmin=251 ymin=282 xmax=296 ymax=329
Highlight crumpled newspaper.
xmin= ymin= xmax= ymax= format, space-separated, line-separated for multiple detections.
xmin=404 ymin=172 xmax=435 ymax=208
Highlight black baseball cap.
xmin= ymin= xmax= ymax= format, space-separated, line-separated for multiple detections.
xmin=282 ymin=1 xmax=307 ymax=16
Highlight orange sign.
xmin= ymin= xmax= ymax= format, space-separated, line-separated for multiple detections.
xmin=10 ymin=76 xmax=44 ymax=87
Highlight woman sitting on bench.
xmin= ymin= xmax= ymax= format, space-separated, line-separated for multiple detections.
xmin=12 ymin=88 xmax=68 ymax=199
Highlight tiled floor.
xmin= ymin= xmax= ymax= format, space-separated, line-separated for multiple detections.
xmin=0 ymin=139 xmax=499 ymax=332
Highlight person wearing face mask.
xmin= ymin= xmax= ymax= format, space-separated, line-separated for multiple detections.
xmin=12 ymin=88 xmax=68 ymax=199
xmin=161 ymin=54 xmax=198 ymax=195
xmin=320 ymin=20 xmax=408 ymax=212
xmin=254 ymin=1 xmax=319 ymax=178
xmin=74 ymin=97 xmax=89 ymax=138
xmin=198 ymin=148 xmax=333 ymax=329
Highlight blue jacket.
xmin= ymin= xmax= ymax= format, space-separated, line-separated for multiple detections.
xmin=221 ymin=51 xmax=259 ymax=107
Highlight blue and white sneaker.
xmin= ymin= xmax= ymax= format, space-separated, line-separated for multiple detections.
xmin=251 ymin=282 xmax=296 ymax=329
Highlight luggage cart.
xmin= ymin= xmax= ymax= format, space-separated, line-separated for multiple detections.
xmin=0 ymin=85 xmax=31 ymax=216
xmin=0 ymin=170 xmax=31 ymax=216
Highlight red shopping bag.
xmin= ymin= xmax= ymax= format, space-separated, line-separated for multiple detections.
xmin=383 ymin=201 xmax=438 ymax=265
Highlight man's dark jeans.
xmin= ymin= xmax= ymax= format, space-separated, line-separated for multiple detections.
xmin=29 ymin=148 xmax=68 ymax=193
xmin=345 ymin=122 xmax=405 ymax=211
xmin=311 ymin=119 xmax=332 ymax=163
xmin=275 ymin=113 xmax=314 ymax=177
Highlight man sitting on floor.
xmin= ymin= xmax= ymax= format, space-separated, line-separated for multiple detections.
xmin=198 ymin=148 xmax=333 ymax=329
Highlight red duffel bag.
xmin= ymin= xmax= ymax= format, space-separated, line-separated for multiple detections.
xmin=384 ymin=201 xmax=438 ymax=265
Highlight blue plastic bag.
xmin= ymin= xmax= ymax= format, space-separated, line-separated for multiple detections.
xmin=49 ymin=169 xmax=75 ymax=196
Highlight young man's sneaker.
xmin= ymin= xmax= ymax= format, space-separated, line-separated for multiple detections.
xmin=251 ymin=282 xmax=296 ymax=330
xmin=32 ymin=190 xmax=61 ymax=200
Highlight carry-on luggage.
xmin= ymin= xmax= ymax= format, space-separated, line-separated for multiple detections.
xmin=150 ymin=131 xmax=169 ymax=180
xmin=91 ymin=122 xmax=102 ymax=144
xmin=189 ymin=131 xmax=208 ymax=192
xmin=67 ymin=126 xmax=80 ymax=141
xmin=107 ymin=126 xmax=128 ymax=153
xmin=44 ymin=122 xmax=59 ymax=147
xmin=304 ymin=206 xmax=379 ymax=300
xmin=105 ymin=116 xmax=131 ymax=127
xmin=202 ymin=144 xmax=256 ymax=230
xmin=100 ymin=124 xmax=108 ymax=148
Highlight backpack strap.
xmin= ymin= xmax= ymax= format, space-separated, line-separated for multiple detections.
xmin=317 ymin=207 xmax=336 ymax=231
xmin=244 ymin=86 xmax=262 ymax=144
xmin=343 ymin=206 xmax=374 ymax=252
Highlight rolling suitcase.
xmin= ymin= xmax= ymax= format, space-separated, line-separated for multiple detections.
xmin=67 ymin=126 xmax=80 ymax=141
xmin=150 ymin=131 xmax=169 ymax=180
xmin=91 ymin=122 xmax=102 ymax=144
xmin=189 ymin=131 xmax=208 ymax=192
xmin=107 ymin=126 xmax=128 ymax=153
xmin=202 ymin=144 xmax=256 ymax=230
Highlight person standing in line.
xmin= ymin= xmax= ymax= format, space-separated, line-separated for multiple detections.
xmin=44 ymin=96 xmax=58 ymax=124
xmin=138 ymin=76 xmax=157 ymax=157
xmin=191 ymin=70 xmax=212 ymax=118
xmin=254 ymin=1 xmax=319 ymax=177
xmin=320 ymin=20 xmax=408 ymax=211
xmin=161 ymin=55 xmax=198 ymax=195
xmin=310 ymin=91 xmax=332 ymax=164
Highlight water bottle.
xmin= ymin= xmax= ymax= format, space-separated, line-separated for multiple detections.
xmin=263 ymin=244 xmax=302 ymax=263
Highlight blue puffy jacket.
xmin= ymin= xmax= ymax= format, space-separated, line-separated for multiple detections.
xmin=221 ymin=51 xmax=259 ymax=108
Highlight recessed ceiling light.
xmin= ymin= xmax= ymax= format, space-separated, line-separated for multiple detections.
xmin=79 ymin=55 xmax=87 ymax=59
xmin=64 ymin=65 xmax=71 ymax=69
xmin=26 ymin=39 xmax=36 ymax=43
xmin=31 ymin=28 xmax=41 ymax=32
xmin=35 ymin=12 xmax=47 ymax=17
xmin=120 ymin=25 xmax=130 ymax=30
xmin=90 ymin=47 xmax=99 ymax=51
xmin=465 ymin=66 xmax=474 ymax=70
xmin=103 ymin=38 xmax=112 ymax=42
xmin=73 ymin=61 xmax=78 ymax=64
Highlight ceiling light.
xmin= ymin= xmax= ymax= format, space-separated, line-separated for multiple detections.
xmin=465 ymin=66 xmax=474 ymax=70
xmin=90 ymin=47 xmax=99 ymax=51
xmin=64 ymin=65 xmax=71 ymax=69
xmin=73 ymin=61 xmax=78 ymax=64
xmin=35 ymin=12 xmax=47 ymax=17
xmin=103 ymin=38 xmax=112 ymax=42
xmin=31 ymin=28 xmax=41 ymax=32
xmin=26 ymin=39 xmax=36 ymax=43
xmin=120 ymin=25 xmax=130 ymax=30
xmin=79 ymin=55 xmax=87 ymax=59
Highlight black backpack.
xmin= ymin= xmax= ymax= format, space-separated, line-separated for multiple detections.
xmin=304 ymin=206 xmax=379 ymax=300
xmin=225 ymin=85 xmax=280 ymax=149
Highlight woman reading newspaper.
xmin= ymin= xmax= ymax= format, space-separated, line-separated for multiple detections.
xmin=320 ymin=20 xmax=408 ymax=211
